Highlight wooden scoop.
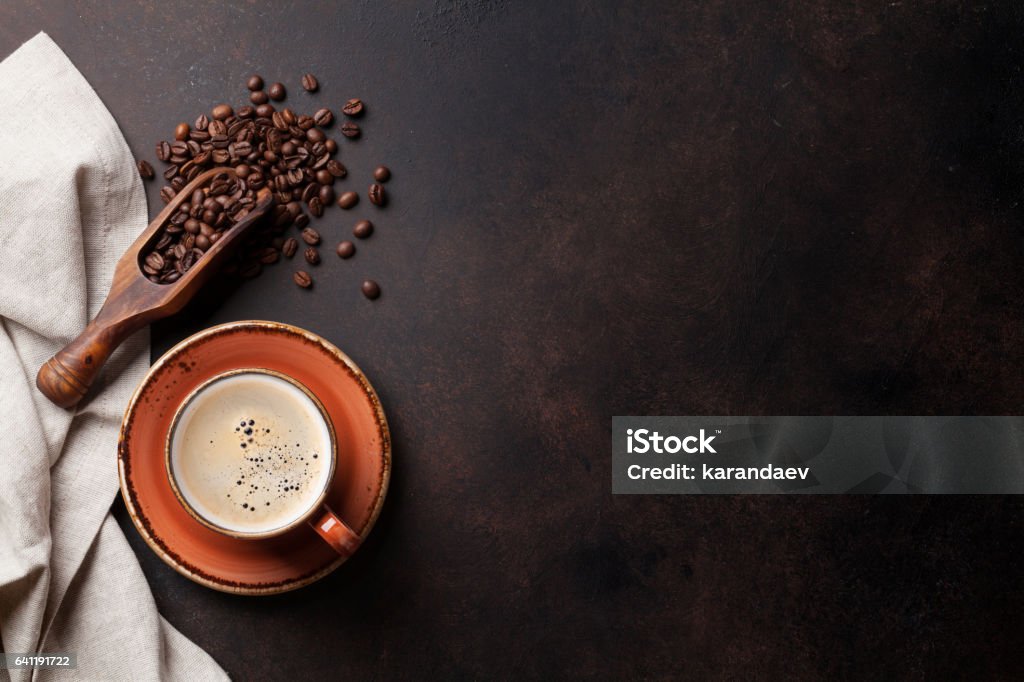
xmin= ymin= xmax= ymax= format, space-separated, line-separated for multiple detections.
xmin=36 ymin=167 xmax=273 ymax=409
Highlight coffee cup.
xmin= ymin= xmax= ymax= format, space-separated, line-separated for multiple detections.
xmin=165 ymin=368 xmax=360 ymax=556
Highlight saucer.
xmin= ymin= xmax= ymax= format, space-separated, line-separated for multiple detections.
xmin=118 ymin=321 xmax=391 ymax=595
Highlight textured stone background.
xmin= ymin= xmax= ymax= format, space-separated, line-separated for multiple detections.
xmin=2 ymin=2 xmax=1024 ymax=679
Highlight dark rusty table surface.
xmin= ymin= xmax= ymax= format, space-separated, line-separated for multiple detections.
xmin=3 ymin=2 xmax=1024 ymax=679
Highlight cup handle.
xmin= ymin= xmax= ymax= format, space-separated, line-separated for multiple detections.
xmin=310 ymin=505 xmax=361 ymax=557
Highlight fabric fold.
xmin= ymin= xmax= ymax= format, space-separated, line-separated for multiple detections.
xmin=0 ymin=32 xmax=227 ymax=682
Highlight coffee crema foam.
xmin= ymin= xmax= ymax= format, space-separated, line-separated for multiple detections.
xmin=169 ymin=372 xmax=333 ymax=534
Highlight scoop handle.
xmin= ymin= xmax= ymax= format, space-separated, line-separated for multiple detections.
xmin=36 ymin=311 xmax=144 ymax=409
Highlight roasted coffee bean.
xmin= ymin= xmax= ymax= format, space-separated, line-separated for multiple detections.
xmin=293 ymin=270 xmax=312 ymax=288
xmin=318 ymin=184 xmax=335 ymax=205
xmin=195 ymin=113 xmax=209 ymax=130
xmin=368 ymin=183 xmax=385 ymax=206
xmin=306 ymin=128 xmax=325 ymax=144
xmin=308 ymin=196 xmax=324 ymax=217
xmin=143 ymin=252 xmax=164 ymax=275
xmin=160 ymin=186 xmax=176 ymax=203
xmin=174 ymin=123 xmax=190 ymax=141
xmin=340 ymin=122 xmax=360 ymax=138
xmin=337 ymin=191 xmax=359 ymax=209
xmin=313 ymin=107 xmax=333 ymax=126
xmin=336 ymin=240 xmax=355 ymax=259
xmin=304 ymin=247 xmax=320 ymax=265
xmin=326 ymin=160 xmax=347 ymax=178
xmin=316 ymin=169 xmax=334 ymax=185
xmin=259 ymin=247 xmax=280 ymax=264
xmin=236 ymin=104 xmax=255 ymax=119
xmin=247 ymin=74 xmax=264 ymax=91
xmin=361 ymin=279 xmax=381 ymax=299
xmin=250 ymin=90 xmax=269 ymax=105
xmin=255 ymin=102 xmax=275 ymax=117
xmin=240 ymin=261 xmax=262 ymax=279
xmin=137 ymin=159 xmax=155 ymax=179
xmin=374 ymin=166 xmax=391 ymax=182
xmin=325 ymin=138 xmax=337 ymax=154
xmin=156 ymin=140 xmax=171 ymax=161
xmin=212 ymin=104 xmax=233 ymax=121
xmin=342 ymin=98 xmax=364 ymax=116
xmin=300 ymin=182 xmax=319 ymax=203
xmin=195 ymin=234 xmax=211 ymax=251
xmin=293 ymin=213 xmax=310 ymax=229
xmin=268 ymin=82 xmax=286 ymax=100
xmin=301 ymin=227 xmax=321 ymax=245
xmin=282 ymin=237 xmax=299 ymax=258
xmin=301 ymin=73 xmax=319 ymax=92
xmin=353 ymin=220 xmax=373 ymax=239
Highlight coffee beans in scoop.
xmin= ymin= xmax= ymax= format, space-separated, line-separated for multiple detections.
xmin=140 ymin=171 xmax=258 ymax=284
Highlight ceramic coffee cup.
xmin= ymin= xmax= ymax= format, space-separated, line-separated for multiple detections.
xmin=165 ymin=367 xmax=361 ymax=557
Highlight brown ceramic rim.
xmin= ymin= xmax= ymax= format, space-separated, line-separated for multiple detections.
xmin=118 ymin=320 xmax=391 ymax=596
xmin=165 ymin=367 xmax=339 ymax=539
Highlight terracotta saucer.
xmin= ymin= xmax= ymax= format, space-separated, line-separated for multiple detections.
xmin=118 ymin=320 xmax=391 ymax=595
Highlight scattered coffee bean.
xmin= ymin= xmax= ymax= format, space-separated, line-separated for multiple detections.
xmin=336 ymin=241 xmax=355 ymax=258
xmin=368 ymin=183 xmax=385 ymax=206
xmin=293 ymin=270 xmax=312 ymax=288
xmin=318 ymin=184 xmax=335 ymax=205
xmin=361 ymin=280 xmax=381 ymax=299
xmin=340 ymin=122 xmax=360 ymax=138
xmin=137 ymin=159 xmax=154 ymax=179
xmin=301 ymin=73 xmax=319 ymax=92
xmin=301 ymin=227 xmax=321 ymax=245
xmin=156 ymin=140 xmax=171 ymax=162
xmin=342 ymin=98 xmax=364 ymax=116
xmin=212 ymin=104 xmax=233 ymax=121
xmin=160 ymin=186 xmax=176 ymax=203
xmin=174 ymin=123 xmax=190 ymax=141
xmin=304 ymin=247 xmax=321 ymax=265
xmin=373 ymin=166 xmax=391 ymax=182
xmin=353 ymin=220 xmax=373 ymax=239
xmin=240 ymin=261 xmax=262 ymax=278
xmin=313 ymin=107 xmax=333 ymax=126
xmin=247 ymin=74 xmax=264 ymax=91
xmin=283 ymin=237 xmax=299 ymax=258
xmin=268 ymin=82 xmax=286 ymax=101
xmin=337 ymin=191 xmax=359 ymax=209
xmin=195 ymin=113 xmax=209 ymax=130
xmin=250 ymin=90 xmax=269 ymax=105
xmin=308 ymin=196 xmax=324 ymax=217
xmin=326 ymin=160 xmax=347 ymax=178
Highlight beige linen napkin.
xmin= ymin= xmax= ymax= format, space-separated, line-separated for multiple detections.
xmin=0 ymin=33 xmax=228 ymax=682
